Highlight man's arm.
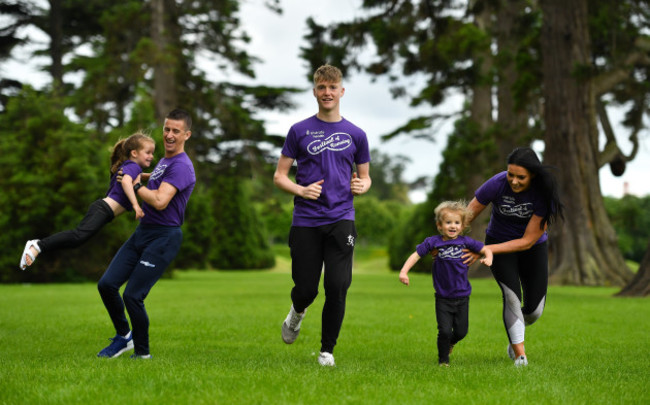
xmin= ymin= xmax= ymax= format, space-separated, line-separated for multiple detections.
xmin=273 ymin=154 xmax=324 ymax=200
xmin=351 ymin=162 xmax=371 ymax=195
xmin=136 ymin=181 xmax=177 ymax=211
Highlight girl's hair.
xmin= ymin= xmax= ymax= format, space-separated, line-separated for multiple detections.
xmin=434 ymin=200 xmax=473 ymax=232
xmin=507 ymin=147 xmax=565 ymax=228
xmin=110 ymin=131 xmax=154 ymax=175
xmin=313 ymin=64 xmax=343 ymax=85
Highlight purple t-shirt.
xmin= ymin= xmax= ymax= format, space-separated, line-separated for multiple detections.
xmin=105 ymin=160 xmax=142 ymax=211
xmin=141 ymin=152 xmax=195 ymax=227
xmin=416 ymin=235 xmax=484 ymax=298
xmin=281 ymin=115 xmax=371 ymax=227
xmin=475 ymin=171 xmax=548 ymax=244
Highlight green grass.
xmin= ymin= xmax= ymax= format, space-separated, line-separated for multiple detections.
xmin=1 ymin=252 xmax=648 ymax=404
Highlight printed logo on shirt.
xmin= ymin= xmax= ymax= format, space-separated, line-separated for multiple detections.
xmin=497 ymin=196 xmax=533 ymax=218
xmin=149 ymin=164 xmax=168 ymax=181
xmin=306 ymin=129 xmax=326 ymax=138
xmin=140 ymin=260 xmax=156 ymax=268
xmin=346 ymin=234 xmax=355 ymax=247
xmin=438 ymin=245 xmax=466 ymax=260
xmin=307 ymin=133 xmax=353 ymax=155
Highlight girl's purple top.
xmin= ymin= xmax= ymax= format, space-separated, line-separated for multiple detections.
xmin=281 ymin=115 xmax=371 ymax=227
xmin=105 ymin=160 xmax=143 ymax=211
xmin=416 ymin=235 xmax=484 ymax=298
xmin=475 ymin=171 xmax=548 ymax=244
xmin=141 ymin=152 xmax=195 ymax=227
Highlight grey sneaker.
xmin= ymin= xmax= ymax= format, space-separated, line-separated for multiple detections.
xmin=507 ymin=344 xmax=515 ymax=360
xmin=318 ymin=351 xmax=335 ymax=367
xmin=281 ymin=305 xmax=305 ymax=344
xmin=514 ymin=355 xmax=528 ymax=367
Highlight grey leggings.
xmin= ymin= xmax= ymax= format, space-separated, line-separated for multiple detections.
xmin=486 ymin=236 xmax=548 ymax=345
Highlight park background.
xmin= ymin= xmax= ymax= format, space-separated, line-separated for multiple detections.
xmin=1 ymin=1 xmax=649 ymax=404
xmin=1 ymin=0 xmax=648 ymax=292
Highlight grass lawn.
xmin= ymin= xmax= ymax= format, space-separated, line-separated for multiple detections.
xmin=0 ymin=248 xmax=648 ymax=404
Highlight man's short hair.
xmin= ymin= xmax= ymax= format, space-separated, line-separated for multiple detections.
xmin=166 ymin=109 xmax=192 ymax=131
xmin=313 ymin=64 xmax=343 ymax=85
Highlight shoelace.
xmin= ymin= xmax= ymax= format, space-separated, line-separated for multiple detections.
xmin=289 ymin=313 xmax=302 ymax=329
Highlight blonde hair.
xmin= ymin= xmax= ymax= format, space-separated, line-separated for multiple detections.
xmin=313 ymin=64 xmax=343 ymax=85
xmin=434 ymin=200 xmax=473 ymax=232
xmin=109 ymin=131 xmax=154 ymax=174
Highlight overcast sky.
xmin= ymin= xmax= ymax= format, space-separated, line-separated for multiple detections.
xmin=3 ymin=0 xmax=648 ymax=201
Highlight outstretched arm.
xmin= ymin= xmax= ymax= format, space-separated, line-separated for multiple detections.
xmin=398 ymin=251 xmax=422 ymax=286
xmin=479 ymin=246 xmax=493 ymax=267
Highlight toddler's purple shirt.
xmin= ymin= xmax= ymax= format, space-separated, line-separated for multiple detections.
xmin=141 ymin=152 xmax=195 ymax=227
xmin=416 ymin=235 xmax=483 ymax=298
xmin=281 ymin=115 xmax=371 ymax=227
xmin=105 ymin=160 xmax=142 ymax=211
xmin=474 ymin=171 xmax=549 ymax=244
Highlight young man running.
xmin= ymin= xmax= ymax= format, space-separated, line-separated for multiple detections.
xmin=273 ymin=64 xmax=371 ymax=366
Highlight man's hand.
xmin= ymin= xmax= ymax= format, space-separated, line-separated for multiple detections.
xmin=351 ymin=172 xmax=368 ymax=195
xmin=301 ymin=179 xmax=324 ymax=200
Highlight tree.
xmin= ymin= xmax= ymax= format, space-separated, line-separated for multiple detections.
xmin=301 ymin=0 xmax=650 ymax=285
xmin=617 ymin=240 xmax=650 ymax=297
xmin=0 ymin=87 xmax=133 ymax=282
xmin=0 ymin=1 xmax=301 ymax=272
xmin=540 ymin=0 xmax=633 ymax=286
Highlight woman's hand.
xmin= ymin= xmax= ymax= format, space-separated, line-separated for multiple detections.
xmin=462 ymin=249 xmax=481 ymax=265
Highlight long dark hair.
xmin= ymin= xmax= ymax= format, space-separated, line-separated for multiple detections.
xmin=109 ymin=132 xmax=154 ymax=175
xmin=507 ymin=147 xmax=565 ymax=229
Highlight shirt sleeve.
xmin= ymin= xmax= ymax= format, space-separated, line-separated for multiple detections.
xmin=122 ymin=161 xmax=142 ymax=178
xmin=354 ymin=131 xmax=371 ymax=165
xmin=162 ymin=160 xmax=193 ymax=192
xmin=281 ymin=126 xmax=299 ymax=159
xmin=475 ymin=172 xmax=504 ymax=206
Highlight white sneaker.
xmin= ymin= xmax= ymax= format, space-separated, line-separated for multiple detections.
xmin=281 ymin=305 xmax=305 ymax=344
xmin=514 ymin=355 xmax=528 ymax=367
xmin=318 ymin=351 xmax=335 ymax=367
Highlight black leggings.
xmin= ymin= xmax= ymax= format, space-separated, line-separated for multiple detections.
xmin=435 ymin=295 xmax=469 ymax=364
xmin=288 ymin=220 xmax=356 ymax=354
xmin=38 ymin=199 xmax=114 ymax=253
xmin=486 ymin=235 xmax=548 ymax=345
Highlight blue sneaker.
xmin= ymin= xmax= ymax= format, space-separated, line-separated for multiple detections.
xmin=97 ymin=334 xmax=134 ymax=358
xmin=130 ymin=353 xmax=152 ymax=360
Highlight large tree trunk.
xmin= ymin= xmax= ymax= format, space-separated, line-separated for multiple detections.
xmin=616 ymin=240 xmax=650 ymax=297
xmin=539 ymin=0 xmax=632 ymax=286
xmin=467 ymin=0 xmax=496 ymax=277
xmin=151 ymin=0 xmax=178 ymax=121
xmin=494 ymin=0 xmax=530 ymax=155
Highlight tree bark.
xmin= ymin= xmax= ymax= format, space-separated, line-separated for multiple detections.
xmin=466 ymin=0 xmax=496 ymax=277
xmin=151 ymin=0 xmax=178 ymax=121
xmin=616 ymin=240 xmax=650 ymax=297
xmin=539 ymin=0 xmax=632 ymax=286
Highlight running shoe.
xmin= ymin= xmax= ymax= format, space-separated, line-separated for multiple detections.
xmin=130 ymin=353 xmax=152 ymax=360
xmin=281 ymin=305 xmax=305 ymax=344
xmin=318 ymin=352 xmax=335 ymax=367
xmin=97 ymin=334 xmax=134 ymax=358
xmin=514 ymin=355 xmax=528 ymax=367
